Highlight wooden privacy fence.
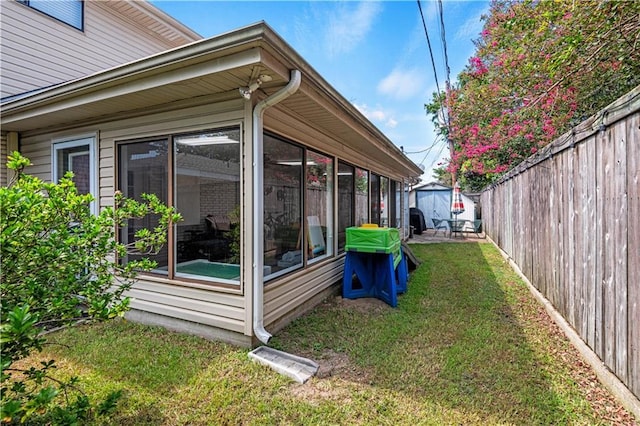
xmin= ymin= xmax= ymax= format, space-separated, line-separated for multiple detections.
xmin=480 ymin=86 xmax=640 ymax=401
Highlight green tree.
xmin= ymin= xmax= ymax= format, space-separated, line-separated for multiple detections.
xmin=0 ymin=152 xmax=181 ymax=424
xmin=426 ymin=0 xmax=640 ymax=190
xmin=431 ymin=166 xmax=451 ymax=187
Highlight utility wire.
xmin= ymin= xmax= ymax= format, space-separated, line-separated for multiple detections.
xmin=437 ymin=0 xmax=451 ymax=93
xmin=417 ymin=135 xmax=444 ymax=166
xmin=417 ymin=0 xmax=454 ymax=182
xmin=417 ymin=0 xmax=443 ymax=99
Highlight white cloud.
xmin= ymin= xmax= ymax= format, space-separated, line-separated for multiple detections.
xmin=454 ymin=5 xmax=489 ymax=41
xmin=377 ymin=68 xmax=425 ymax=100
xmin=325 ymin=1 xmax=382 ymax=57
xmin=354 ymin=103 xmax=397 ymax=129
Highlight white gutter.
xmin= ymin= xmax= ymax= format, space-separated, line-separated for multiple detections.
xmin=252 ymin=69 xmax=301 ymax=344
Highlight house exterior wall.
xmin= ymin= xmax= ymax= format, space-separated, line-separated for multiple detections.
xmin=265 ymin=106 xmax=408 ymax=182
xmin=3 ymin=20 xmax=421 ymax=347
xmin=0 ymin=0 xmax=199 ymax=98
xmin=15 ymin=93 xmax=414 ymax=346
xmin=0 ymin=130 xmax=20 ymax=186
xmin=17 ymin=99 xmax=256 ymax=345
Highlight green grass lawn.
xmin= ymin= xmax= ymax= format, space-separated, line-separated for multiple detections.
xmin=31 ymin=243 xmax=634 ymax=425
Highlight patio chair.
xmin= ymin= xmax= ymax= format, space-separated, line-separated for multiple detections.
xmin=431 ymin=218 xmax=448 ymax=236
xmin=472 ymin=219 xmax=483 ymax=238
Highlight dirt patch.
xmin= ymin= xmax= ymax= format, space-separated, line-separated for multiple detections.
xmin=330 ymin=296 xmax=391 ymax=315
xmin=289 ymin=348 xmax=373 ymax=404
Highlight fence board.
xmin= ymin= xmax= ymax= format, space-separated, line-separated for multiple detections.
xmin=573 ymin=143 xmax=585 ymax=339
xmin=480 ymin=86 xmax=639 ymax=402
xmin=567 ymin=147 xmax=576 ymax=329
xmin=627 ymin=112 xmax=640 ymax=397
xmin=595 ymin=128 xmax=606 ymax=360
xmin=602 ymin=125 xmax=617 ymax=371
xmin=613 ymin=121 xmax=628 ymax=384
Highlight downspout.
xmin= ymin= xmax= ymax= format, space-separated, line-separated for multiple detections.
xmin=252 ymin=69 xmax=301 ymax=344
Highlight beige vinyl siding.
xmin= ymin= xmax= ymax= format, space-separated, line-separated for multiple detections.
xmin=19 ymin=136 xmax=52 ymax=181
xmin=0 ymin=1 xmax=198 ymax=98
xmin=0 ymin=132 xmax=17 ymax=187
xmin=126 ymin=280 xmax=245 ymax=333
xmin=264 ymin=259 xmax=345 ymax=332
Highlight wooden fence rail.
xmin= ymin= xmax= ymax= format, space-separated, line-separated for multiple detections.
xmin=480 ymin=86 xmax=640 ymax=401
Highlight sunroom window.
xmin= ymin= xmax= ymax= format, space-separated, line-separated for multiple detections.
xmin=263 ymin=134 xmax=303 ymax=278
xmin=355 ymin=167 xmax=369 ymax=226
xmin=380 ymin=176 xmax=389 ymax=227
xmin=262 ymin=134 xmax=335 ymax=278
xmin=370 ymin=173 xmax=380 ymax=225
xmin=174 ymin=130 xmax=241 ymax=282
xmin=337 ymin=161 xmax=355 ymax=252
xmin=117 ymin=139 xmax=170 ymax=275
xmin=392 ymin=180 xmax=402 ymax=228
xmin=117 ymin=127 xmax=241 ymax=284
xmin=306 ymin=150 xmax=333 ymax=263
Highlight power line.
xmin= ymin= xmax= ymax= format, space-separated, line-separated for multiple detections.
xmin=437 ymin=0 xmax=451 ymax=93
xmin=417 ymin=0 xmax=443 ymax=98
xmin=417 ymin=135 xmax=444 ymax=165
xmin=417 ymin=0 xmax=455 ymax=183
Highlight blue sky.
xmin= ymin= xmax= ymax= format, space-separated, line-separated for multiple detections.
xmin=151 ymin=0 xmax=489 ymax=180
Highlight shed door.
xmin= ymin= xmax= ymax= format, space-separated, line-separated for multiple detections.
xmin=416 ymin=190 xmax=451 ymax=228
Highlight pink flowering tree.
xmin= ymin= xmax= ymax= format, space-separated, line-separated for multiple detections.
xmin=427 ymin=0 xmax=640 ymax=190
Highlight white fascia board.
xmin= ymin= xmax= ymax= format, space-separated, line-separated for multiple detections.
xmin=127 ymin=0 xmax=202 ymax=41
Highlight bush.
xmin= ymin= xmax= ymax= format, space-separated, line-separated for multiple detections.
xmin=0 ymin=152 xmax=181 ymax=424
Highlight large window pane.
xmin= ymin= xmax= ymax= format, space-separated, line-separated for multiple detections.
xmin=355 ymin=168 xmax=369 ymax=226
xmin=174 ymin=128 xmax=241 ymax=283
xmin=404 ymin=182 xmax=410 ymax=238
xmin=118 ymin=140 xmax=169 ymax=274
xmin=263 ymin=135 xmax=303 ymax=278
xmin=370 ymin=173 xmax=380 ymax=225
xmin=380 ymin=176 xmax=389 ymax=227
xmin=338 ymin=161 xmax=354 ymax=252
xmin=394 ymin=180 xmax=402 ymax=228
xmin=306 ymin=150 xmax=333 ymax=263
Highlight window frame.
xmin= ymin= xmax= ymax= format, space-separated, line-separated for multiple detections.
xmin=52 ymin=134 xmax=97 ymax=214
xmin=355 ymin=167 xmax=370 ymax=226
xmin=262 ymin=132 xmax=305 ymax=281
xmin=305 ymin=148 xmax=334 ymax=265
xmin=262 ymin=132 xmax=339 ymax=282
xmin=115 ymin=124 xmax=243 ymax=289
xmin=337 ymin=160 xmax=356 ymax=253
xmin=18 ymin=0 xmax=84 ymax=31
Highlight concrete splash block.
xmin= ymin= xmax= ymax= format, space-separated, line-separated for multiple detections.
xmin=248 ymin=346 xmax=319 ymax=384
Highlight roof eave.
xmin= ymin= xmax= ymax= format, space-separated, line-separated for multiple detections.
xmin=257 ymin=26 xmax=422 ymax=176
xmin=0 ymin=22 xmax=269 ymax=114
xmin=1 ymin=21 xmax=422 ymax=177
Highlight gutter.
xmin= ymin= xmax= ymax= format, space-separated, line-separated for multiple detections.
xmin=252 ymin=69 xmax=301 ymax=344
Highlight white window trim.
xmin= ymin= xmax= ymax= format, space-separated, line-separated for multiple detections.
xmin=52 ymin=134 xmax=97 ymax=214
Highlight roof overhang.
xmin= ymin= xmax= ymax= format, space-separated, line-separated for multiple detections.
xmin=1 ymin=22 xmax=421 ymax=177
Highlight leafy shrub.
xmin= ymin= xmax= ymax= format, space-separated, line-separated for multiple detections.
xmin=0 ymin=152 xmax=181 ymax=424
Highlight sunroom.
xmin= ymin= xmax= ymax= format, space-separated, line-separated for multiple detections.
xmin=1 ymin=22 xmax=422 ymax=347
